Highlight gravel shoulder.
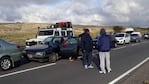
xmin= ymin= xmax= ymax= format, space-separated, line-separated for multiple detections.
xmin=119 ymin=60 xmax=149 ymax=84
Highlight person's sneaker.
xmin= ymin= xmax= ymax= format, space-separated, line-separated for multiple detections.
xmin=88 ymin=65 xmax=94 ymax=69
xmin=108 ymin=69 xmax=112 ymax=73
xmin=69 ymin=57 xmax=74 ymax=61
xmin=99 ymin=71 xmax=106 ymax=74
xmin=99 ymin=71 xmax=103 ymax=73
xmin=84 ymin=65 xmax=88 ymax=69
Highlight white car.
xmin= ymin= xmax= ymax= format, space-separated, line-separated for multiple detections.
xmin=115 ymin=33 xmax=131 ymax=44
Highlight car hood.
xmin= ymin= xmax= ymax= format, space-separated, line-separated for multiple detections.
xmin=115 ymin=37 xmax=124 ymax=40
xmin=25 ymin=44 xmax=49 ymax=51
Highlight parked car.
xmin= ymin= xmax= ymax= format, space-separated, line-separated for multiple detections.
xmin=23 ymin=37 xmax=80 ymax=63
xmin=143 ymin=33 xmax=149 ymax=39
xmin=92 ymin=36 xmax=98 ymax=49
xmin=92 ymin=35 xmax=118 ymax=49
xmin=131 ymin=32 xmax=142 ymax=42
xmin=0 ymin=39 xmax=22 ymax=70
xmin=114 ymin=33 xmax=131 ymax=45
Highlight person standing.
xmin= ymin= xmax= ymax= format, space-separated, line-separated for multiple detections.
xmin=98 ymin=28 xmax=112 ymax=74
xmin=80 ymin=28 xmax=94 ymax=69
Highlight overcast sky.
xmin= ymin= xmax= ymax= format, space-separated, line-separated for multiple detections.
xmin=0 ymin=0 xmax=149 ymax=27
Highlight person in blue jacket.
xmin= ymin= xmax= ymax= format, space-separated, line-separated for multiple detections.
xmin=98 ymin=28 xmax=112 ymax=74
xmin=80 ymin=28 xmax=94 ymax=69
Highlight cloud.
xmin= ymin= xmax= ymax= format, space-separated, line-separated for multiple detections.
xmin=101 ymin=0 xmax=149 ymax=26
xmin=0 ymin=0 xmax=149 ymax=27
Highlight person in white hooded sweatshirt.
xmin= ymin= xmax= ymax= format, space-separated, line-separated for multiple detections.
xmin=97 ymin=28 xmax=112 ymax=74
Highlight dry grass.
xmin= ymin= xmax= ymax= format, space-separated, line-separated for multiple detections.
xmin=0 ymin=23 xmax=148 ymax=45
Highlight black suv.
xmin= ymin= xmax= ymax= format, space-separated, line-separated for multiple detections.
xmin=23 ymin=37 xmax=79 ymax=62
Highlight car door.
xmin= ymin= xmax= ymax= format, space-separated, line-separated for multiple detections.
xmin=59 ymin=37 xmax=78 ymax=57
xmin=51 ymin=37 xmax=62 ymax=51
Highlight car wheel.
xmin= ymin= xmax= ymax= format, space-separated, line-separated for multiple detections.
xmin=48 ymin=52 xmax=58 ymax=63
xmin=123 ymin=41 xmax=126 ymax=45
xmin=136 ymin=39 xmax=138 ymax=42
xmin=0 ymin=57 xmax=12 ymax=71
xmin=77 ymin=48 xmax=82 ymax=56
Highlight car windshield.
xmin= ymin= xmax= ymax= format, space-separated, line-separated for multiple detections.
xmin=115 ymin=34 xmax=125 ymax=37
xmin=38 ymin=30 xmax=54 ymax=36
xmin=131 ymin=34 xmax=139 ymax=37
xmin=67 ymin=38 xmax=77 ymax=44
xmin=42 ymin=37 xmax=53 ymax=44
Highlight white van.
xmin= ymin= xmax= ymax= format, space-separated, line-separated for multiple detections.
xmin=115 ymin=33 xmax=131 ymax=44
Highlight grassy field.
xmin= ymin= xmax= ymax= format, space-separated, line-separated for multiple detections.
xmin=0 ymin=23 xmax=149 ymax=45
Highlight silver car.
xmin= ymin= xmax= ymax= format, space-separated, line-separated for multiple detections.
xmin=0 ymin=39 xmax=22 ymax=70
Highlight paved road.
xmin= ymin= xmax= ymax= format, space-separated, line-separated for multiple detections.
xmin=119 ymin=61 xmax=149 ymax=84
xmin=0 ymin=41 xmax=149 ymax=84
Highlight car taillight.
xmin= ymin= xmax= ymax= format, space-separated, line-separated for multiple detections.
xmin=16 ymin=45 xmax=21 ymax=49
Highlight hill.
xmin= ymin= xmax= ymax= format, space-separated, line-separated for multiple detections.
xmin=0 ymin=23 xmax=148 ymax=45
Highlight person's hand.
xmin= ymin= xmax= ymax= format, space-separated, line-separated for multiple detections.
xmin=83 ymin=50 xmax=86 ymax=52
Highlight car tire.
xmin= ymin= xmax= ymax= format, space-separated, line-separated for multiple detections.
xmin=123 ymin=40 xmax=126 ymax=45
xmin=136 ymin=39 xmax=139 ymax=42
xmin=48 ymin=52 xmax=58 ymax=63
xmin=0 ymin=57 xmax=12 ymax=71
xmin=77 ymin=48 xmax=82 ymax=56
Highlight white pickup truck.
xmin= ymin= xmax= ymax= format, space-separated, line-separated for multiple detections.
xmin=25 ymin=22 xmax=74 ymax=47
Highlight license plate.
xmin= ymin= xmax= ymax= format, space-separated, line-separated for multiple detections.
xmin=28 ymin=54 xmax=33 ymax=58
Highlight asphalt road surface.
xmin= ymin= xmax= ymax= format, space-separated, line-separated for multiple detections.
xmin=0 ymin=40 xmax=149 ymax=84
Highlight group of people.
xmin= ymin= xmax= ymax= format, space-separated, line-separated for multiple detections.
xmin=79 ymin=28 xmax=112 ymax=74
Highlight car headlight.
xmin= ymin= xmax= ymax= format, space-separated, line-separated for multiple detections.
xmin=36 ymin=52 xmax=45 ymax=56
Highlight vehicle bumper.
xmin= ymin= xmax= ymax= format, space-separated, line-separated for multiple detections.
xmin=27 ymin=54 xmax=49 ymax=62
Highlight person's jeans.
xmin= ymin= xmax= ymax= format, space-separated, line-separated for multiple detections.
xmin=82 ymin=51 xmax=92 ymax=66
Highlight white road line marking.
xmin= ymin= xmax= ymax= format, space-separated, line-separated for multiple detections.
xmin=0 ymin=63 xmax=56 ymax=78
xmin=108 ymin=57 xmax=149 ymax=84
xmin=112 ymin=46 xmax=126 ymax=50
xmin=131 ymin=43 xmax=139 ymax=46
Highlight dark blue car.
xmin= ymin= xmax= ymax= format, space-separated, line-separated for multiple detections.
xmin=23 ymin=37 xmax=79 ymax=63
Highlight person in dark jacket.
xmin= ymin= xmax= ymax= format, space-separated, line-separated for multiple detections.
xmin=80 ymin=28 xmax=94 ymax=69
xmin=98 ymin=28 xmax=112 ymax=74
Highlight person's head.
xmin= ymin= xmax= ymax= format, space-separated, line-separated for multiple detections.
xmin=84 ymin=28 xmax=90 ymax=34
xmin=100 ymin=28 xmax=106 ymax=35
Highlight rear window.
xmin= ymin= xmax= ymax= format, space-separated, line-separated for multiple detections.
xmin=67 ymin=31 xmax=73 ymax=36
xmin=131 ymin=34 xmax=139 ymax=36
xmin=61 ymin=31 xmax=66 ymax=36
